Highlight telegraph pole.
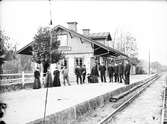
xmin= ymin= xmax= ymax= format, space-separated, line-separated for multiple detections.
xmin=43 ymin=0 xmax=53 ymax=123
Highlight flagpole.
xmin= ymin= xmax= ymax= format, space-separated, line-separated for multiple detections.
xmin=43 ymin=0 xmax=53 ymax=123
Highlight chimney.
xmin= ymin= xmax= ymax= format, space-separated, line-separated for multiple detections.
xmin=82 ymin=29 xmax=90 ymax=35
xmin=67 ymin=22 xmax=78 ymax=32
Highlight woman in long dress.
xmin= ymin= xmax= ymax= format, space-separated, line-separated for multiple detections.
xmin=45 ymin=66 xmax=53 ymax=88
xmin=53 ymin=67 xmax=61 ymax=87
xmin=33 ymin=67 xmax=41 ymax=89
xmin=89 ymin=64 xmax=99 ymax=83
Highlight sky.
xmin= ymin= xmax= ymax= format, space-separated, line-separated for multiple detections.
xmin=0 ymin=0 xmax=167 ymax=65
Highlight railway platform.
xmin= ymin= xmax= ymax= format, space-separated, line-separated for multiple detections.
xmin=1 ymin=74 xmax=154 ymax=124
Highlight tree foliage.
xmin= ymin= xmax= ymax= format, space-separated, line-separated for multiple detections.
xmin=2 ymin=55 xmax=33 ymax=74
xmin=113 ymin=30 xmax=138 ymax=58
xmin=19 ymin=55 xmax=33 ymax=72
xmin=130 ymin=57 xmax=140 ymax=66
xmin=0 ymin=30 xmax=16 ymax=74
xmin=150 ymin=61 xmax=167 ymax=73
xmin=32 ymin=27 xmax=64 ymax=64
xmin=0 ymin=30 xmax=8 ymax=60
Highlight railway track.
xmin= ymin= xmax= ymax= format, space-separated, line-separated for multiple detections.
xmin=72 ymin=74 xmax=161 ymax=124
xmin=161 ymin=78 xmax=167 ymax=124
xmin=98 ymin=74 xmax=161 ymax=124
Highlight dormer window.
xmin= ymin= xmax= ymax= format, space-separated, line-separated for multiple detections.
xmin=57 ymin=34 xmax=68 ymax=46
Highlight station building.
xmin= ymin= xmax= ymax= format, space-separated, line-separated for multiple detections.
xmin=17 ymin=22 xmax=128 ymax=82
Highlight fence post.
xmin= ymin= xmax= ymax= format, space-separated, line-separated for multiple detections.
xmin=22 ymin=71 xmax=25 ymax=88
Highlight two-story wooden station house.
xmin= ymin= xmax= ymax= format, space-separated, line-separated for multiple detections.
xmin=17 ymin=22 xmax=128 ymax=82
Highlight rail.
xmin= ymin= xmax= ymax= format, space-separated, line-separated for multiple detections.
xmin=161 ymin=75 xmax=167 ymax=124
xmin=98 ymin=74 xmax=160 ymax=124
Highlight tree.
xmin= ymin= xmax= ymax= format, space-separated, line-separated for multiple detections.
xmin=135 ymin=59 xmax=147 ymax=74
xmin=32 ymin=27 xmax=64 ymax=66
xmin=130 ymin=57 xmax=140 ymax=66
xmin=19 ymin=55 xmax=33 ymax=72
xmin=151 ymin=61 xmax=162 ymax=73
xmin=2 ymin=55 xmax=33 ymax=73
xmin=161 ymin=65 xmax=167 ymax=72
xmin=0 ymin=32 xmax=6 ymax=74
xmin=112 ymin=30 xmax=138 ymax=58
xmin=0 ymin=30 xmax=16 ymax=74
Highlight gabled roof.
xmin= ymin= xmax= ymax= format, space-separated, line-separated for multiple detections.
xmin=17 ymin=25 xmax=128 ymax=58
xmin=54 ymin=25 xmax=128 ymax=57
xmin=86 ymin=32 xmax=112 ymax=40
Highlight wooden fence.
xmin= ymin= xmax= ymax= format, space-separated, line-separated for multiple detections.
xmin=0 ymin=72 xmax=34 ymax=85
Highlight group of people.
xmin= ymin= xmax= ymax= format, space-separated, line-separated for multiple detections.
xmin=33 ymin=64 xmax=87 ymax=89
xmin=108 ymin=60 xmax=131 ymax=84
xmin=33 ymin=60 xmax=131 ymax=89
xmin=89 ymin=60 xmax=131 ymax=85
xmin=33 ymin=66 xmax=71 ymax=89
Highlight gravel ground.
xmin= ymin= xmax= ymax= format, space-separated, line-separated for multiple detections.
xmin=110 ymin=73 xmax=166 ymax=124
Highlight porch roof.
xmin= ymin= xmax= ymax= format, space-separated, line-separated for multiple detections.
xmin=87 ymin=32 xmax=112 ymax=41
xmin=17 ymin=25 xmax=128 ymax=58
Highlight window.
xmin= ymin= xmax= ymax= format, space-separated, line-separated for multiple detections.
xmin=60 ymin=58 xmax=68 ymax=69
xmin=57 ymin=35 xmax=68 ymax=46
xmin=75 ymin=57 xmax=84 ymax=67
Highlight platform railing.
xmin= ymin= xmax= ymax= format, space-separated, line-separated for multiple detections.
xmin=0 ymin=72 xmax=34 ymax=85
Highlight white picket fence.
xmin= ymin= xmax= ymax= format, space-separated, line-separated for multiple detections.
xmin=0 ymin=72 xmax=81 ymax=86
xmin=0 ymin=72 xmax=34 ymax=85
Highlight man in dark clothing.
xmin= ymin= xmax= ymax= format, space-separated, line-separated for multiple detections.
xmin=114 ymin=63 xmax=119 ymax=82
xmin=91 ymin=64 xmax=99 ymax=77
xmin=75 ymin=65 xmax=82 ymax=84
xmin=99 ymin=62 xmax=106 ymax=82
xmin=124 ymin=61 xmax=131 ymax=85
xmin=118 ymin=62 xmax=124 ymax=83
xmin=43 ymin=62 xmax=49 ymax=77
xmin=81 ymin=65 xmax=86 ymax=83
xmin=108 ymin=63 xmax=114 ymax=82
